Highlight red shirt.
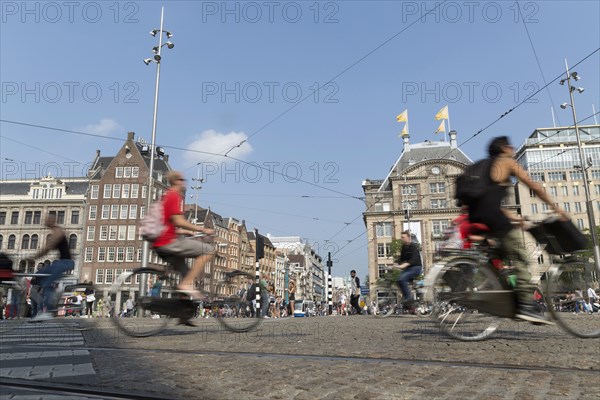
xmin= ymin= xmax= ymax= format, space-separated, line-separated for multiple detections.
xmin=153 ymin=189 xmax=182 ymax=248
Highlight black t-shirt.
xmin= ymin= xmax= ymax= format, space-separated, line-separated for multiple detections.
xmin=397 ymin=242 xmax=422 ymax=267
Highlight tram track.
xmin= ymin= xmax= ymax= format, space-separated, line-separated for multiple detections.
xmin=5 ymin=342 xmax=599 ymax=376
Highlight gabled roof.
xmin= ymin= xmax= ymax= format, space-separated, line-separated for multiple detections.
xmin=0 ymin=179 xmax=89 ymax=196
xmin=379 ymin=140 xmax=471 ymax=191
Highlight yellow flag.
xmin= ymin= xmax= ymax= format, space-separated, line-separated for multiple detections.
xmin=435 ymin=120 xmax=445 ymax=134
xmin=396 ymin=110 xmax=408 ymax=123
xmin=435 ymin=105 xmax=448 ymax=120
xmin=399 ymin=125 xmax=408 ymax=137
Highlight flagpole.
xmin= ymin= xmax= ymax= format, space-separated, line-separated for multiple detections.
xmin=444 ymin=120 xmax=447 ymax=142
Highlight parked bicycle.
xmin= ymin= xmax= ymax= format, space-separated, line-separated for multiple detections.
xmin=109 ymin=236 xmax=264 ymax=337
xmin=426 ymin=217 xmax=599 ymax=341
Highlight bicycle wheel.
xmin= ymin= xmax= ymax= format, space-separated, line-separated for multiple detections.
xmin=371 ymin=283 xmax=399 ymax=318
xmin=545 ymin=261 xmax=600 ymax=338
xmin=110 ymin=268 xmax=180 ymax=337
xmin=215 ymin=271 xmax=263 ymax=333
xmin=431 ymin=258 xmax=503 ymax=341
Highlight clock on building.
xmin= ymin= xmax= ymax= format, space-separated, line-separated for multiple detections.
xmin=431 ymin=166 xmax=441 ymax=175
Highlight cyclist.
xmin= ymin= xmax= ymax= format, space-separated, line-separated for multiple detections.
xmin=393 ymin=231 xmax=423 ymax=305
xmin=153 ymin=171 xmax=216 ymax=299
xmin=468 ymin=136 xmax=567 ymax=325
xmin=30 ymin=213 xmax=75 ymax=320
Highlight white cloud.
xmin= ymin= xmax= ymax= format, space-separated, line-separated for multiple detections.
xmin=185 ymin=129 xmax=253 ymax=164
xmin=78 ymin=118 xmax=123 ymax=137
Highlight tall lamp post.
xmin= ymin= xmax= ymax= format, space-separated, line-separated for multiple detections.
xmin=559 ymin=61 xmax=600 ymax=271
xmin=140 ymin=7 xmax=175 ymax=279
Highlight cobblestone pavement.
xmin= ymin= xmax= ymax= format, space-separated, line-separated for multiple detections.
xmin=2 ymin=315 xmax=599 ymax=399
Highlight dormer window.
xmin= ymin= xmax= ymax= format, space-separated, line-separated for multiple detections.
xmin=408 ymin=158 xmax=416 ymax=165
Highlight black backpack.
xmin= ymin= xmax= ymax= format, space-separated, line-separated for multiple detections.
xmin=454 ymin=158 xmax=493 ymax=206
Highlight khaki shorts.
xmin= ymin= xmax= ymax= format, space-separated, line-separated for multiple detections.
xmin=155 ymin=238 xmax=215 ymax=276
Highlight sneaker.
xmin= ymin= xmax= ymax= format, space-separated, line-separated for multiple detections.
xmin=515 ymin=304 xmax=554 ymax=326
xmin=30 ymin=312 xmax=54 ymax=322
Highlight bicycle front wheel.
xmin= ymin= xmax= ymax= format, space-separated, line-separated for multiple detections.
xmin=546 ymin=261 xmax=600 ymax=338
xmin=110 ymin=268 xmax=178 ymax=337
xmin=431 ymin=259 xmax=503 ymax=341
xmin=215 ymin=271 xmax=263 ymax=333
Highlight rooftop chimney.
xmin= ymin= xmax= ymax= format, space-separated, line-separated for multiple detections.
xmin=449 ymin=130 xmax=457 ymax=149
xmin=127 ymin=131 xmax=135 ymax=140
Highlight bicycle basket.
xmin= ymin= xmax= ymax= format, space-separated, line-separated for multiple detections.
xmin=528 ymin=218 xmax=588 ymax=255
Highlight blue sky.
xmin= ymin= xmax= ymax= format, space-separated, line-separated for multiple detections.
xmin=1 ymin=1 xmax=599 ymax=280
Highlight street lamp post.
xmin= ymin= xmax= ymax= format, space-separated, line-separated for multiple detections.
xmin=191 ymin=165 xmax=204 ymax=223
xmin=140 ymin=7 xmax=175 ymax=287
xmin=560 ymin=61 xmax=600 ymax=271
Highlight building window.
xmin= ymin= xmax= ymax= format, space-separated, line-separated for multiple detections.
xmin=375 ymin=222 xmax=393 ymax=237
xmin=401 ymin=200 xmax=418 ymax=210
xmin=8 ymin=235 xmax=16 ymax=249
xmin=574 ymin=202 xmax=582 ymax=213
xmin=529 ymin=188 xmax=536 ymax=198
xmin=85 ymin=247 xmax=93 ymax=262
xmin=429 ymin=182 xmax=446 ymax=194
xmin=132 ymin=167 xmax=139 ymax=178
xmin=140 ymin=206 xmax=146 ymax=219
xmin=373 ymin=202 xmax=390 ymax=212
xmin=71 ymin=210 xmax=79 ymax=225
xmin=542 ymin=203 xmax=549 ymax=212
xmin=101 ymin=205 xmax=109 ymax=219
xmin=563 ymin=203 xmax=571 ymax=212
xmin=113 ymin=184 xmax=121 ymax=199
xmin=11 ymin=212 xmax=19 ymax=224
xmin=594 ymin=185 xmax=600 ymax=195
xmin=550 ymin=187 xmax=558 ymax=197
xmin=57 ymin=211 xmax=65 ymax=224
xmin=110 ymin=205 xmax=119 ymax=219
xmin=570 ymin=171 xmax=583 ymax=181
xmin=142 ymin=185 xmax=147 ymax=198
xmin=109 ymin=226 xmax=117 ymax=241
xmin=401 ymin=184 xmax=417 ymax=195
xmin=0 ymin=212 xmax=5 ymax=225
xmin=89 ymin=206 xmax=97 ymax=220
xmin=124 ymin=167 xmax=132 ymax=178
xmin=127 ymin=225 xmax=136 ymax=240
xmin=129 ymin=205 xmax=137 ymax=219
xmin=90 ymin=185 xmax=99 ymax=199
xmin=120 ymin=205 xmax=128 ymax=219
xmin=69 ymin=234 xmax=77 ymax=250
xmin=21 ymin=234 xmax=30 ymax=249
xmin=137 ymin=248 xmax=142 ymax=261
xmin=377 ymin=243 xmax=392 ymax=258
xmin=100 ymin=225 xmax=108 ymax=240
xmin=116 ymin=167 xmax=124 ymax=178
xmin=25 ymin=211 xmax=33 ymax=224
xmin=0 ymin=234 xmax=3 ymax=249
xmin=118 ymin=226 xmax=126 ymax=240
xmin=592 ymin=170 xmax=600 ymax=180
xmin=378 ymin=264 xmax=387 ymax=278
xmin=573 ymin=186 xmax=580 ymax=196
xmin=117 ymin=247 xmax=125 ymax=262
xmin=548 ymin=172 xmax=566 ymax=181
xmin=122 ymin=184 xmax=130 ymax=198
xmin=531 ymin=204 xmax=538 ymax=214
xmin=30 ymin=234 xmax=38 ymax=249
xmin=126 ymin=246 xmax=135 ymax=262
xmin=103 ymin=184 xmax=112 ymax=199
xmin=95 ymin=269 xmax=104 ymax=284
xmin=561 ymin=186 xmax=568 ymax=196
xmin=107 ymin=247 xmax=116 ymax=262
xmin=431 ymin=199 xmax=447 ymax=209
xmin=87 ymin=226 xmax=95 ymax=241
xmin=530 ymin=172 xmax=545 ymax=182
xmin=432 ymin=220 xmax=450 ymax=237
xmin=576 ymin=219 xmax=585 ymax=230
xmin=131 ymin=184 xmax=139 ymax=198
xmin=98 ymin=247 xmax=106 ymax=262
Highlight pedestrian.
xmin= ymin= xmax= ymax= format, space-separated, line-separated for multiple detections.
xmin=286 ymin=281 xmax=296 ymax=317
xmin=349 ymin=270 xmax=362 ymax=315
xmin=468 ymin=136 xmax=567 ymax=324
xmin=339 ymin=293 xmax=347 ymax=316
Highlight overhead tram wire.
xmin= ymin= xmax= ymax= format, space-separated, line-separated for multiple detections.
xmin=0 ymin=135 xmax=81 ymax=164
xmin=515 ymin=0 xmax=564 ymax=127
xmin=195 ymin=1 xmax=450 ymax=165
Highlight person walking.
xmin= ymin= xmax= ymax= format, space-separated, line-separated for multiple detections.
xmin=349 ymin=270 xmax=362 ymax=315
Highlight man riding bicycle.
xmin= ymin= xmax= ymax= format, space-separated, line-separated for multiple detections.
xmin=30 ymin=213 xmax=75 ymax=320
xmin=152 ymin=171 xmax=216 ymax=299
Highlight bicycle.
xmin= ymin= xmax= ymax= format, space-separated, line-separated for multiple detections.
xmin=426 ymin=217 xmax=599 ymax=341
xmin=108 ymin=235 xmax=264 ymax=337
xmin=374 ymin=268 xmax=433 ymax=318
xmin=0 ymin=270 xmax=97 ymax=334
